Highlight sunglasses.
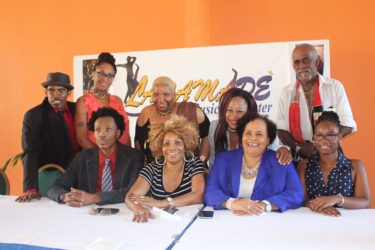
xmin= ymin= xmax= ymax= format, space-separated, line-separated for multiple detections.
xmin=88 ymin=207 xmax=119 ymax=216
xmin=46 ymin=88 xmax=68 ymax=95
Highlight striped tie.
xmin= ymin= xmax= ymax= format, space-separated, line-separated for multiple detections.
xmin=101 ymin=159 xmax=113 ymax=192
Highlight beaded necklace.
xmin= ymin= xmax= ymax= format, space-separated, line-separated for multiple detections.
xmin=156 ymin=103 xmax=176 ymax=116
xmin=241 ymin=156 xmax=260 ymax=179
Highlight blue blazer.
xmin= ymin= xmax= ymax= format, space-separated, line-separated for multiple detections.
xmin=204 ymin=148 xmax=304 ymax=212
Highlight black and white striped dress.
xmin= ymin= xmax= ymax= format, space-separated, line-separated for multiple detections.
xmin=139 ymin=157 xmax=205 ymax=200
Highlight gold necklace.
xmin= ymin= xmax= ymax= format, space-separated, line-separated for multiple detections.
xmin=89 ymin=88 xmax=108 ymax=99
xmin=304 ymin=86 xmax=315 ymax=113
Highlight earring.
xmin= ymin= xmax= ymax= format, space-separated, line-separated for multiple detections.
xmin=155 ymin=156 xmax=166 ymax=165
xmin=183 ymin=153 xmax=194 ymax=163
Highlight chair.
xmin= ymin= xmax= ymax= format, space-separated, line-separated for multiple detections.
xmin=0 ymin=170 xmax=10 ymax=195
xmin=38 ymin=164 xmax=65 ymax=197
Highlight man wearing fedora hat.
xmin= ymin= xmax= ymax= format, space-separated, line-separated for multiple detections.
xmin=16 ymin=72 xmax=80 ymax=202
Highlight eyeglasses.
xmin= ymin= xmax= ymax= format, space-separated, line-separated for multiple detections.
xmin=313 ymin=133 xmax=340 ymax=142
xmin=46 ymin=88 xmax=68 ymax=95
xmin=96 ymin=71 xmax=115 ymax=81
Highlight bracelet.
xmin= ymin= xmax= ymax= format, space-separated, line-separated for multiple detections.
xmin=199 ymin=155 xmax=206 ymax=162
xmin=226 ymin=198 xmax=236 ymax=210
xmin=59 ymin=193 xmax=66 ymax=203
xmin=337 ymin=193 xmax=345 ymax=207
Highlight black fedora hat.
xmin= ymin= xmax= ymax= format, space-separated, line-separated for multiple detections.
xmin=41 ymin=72 xmax=74 ymax=90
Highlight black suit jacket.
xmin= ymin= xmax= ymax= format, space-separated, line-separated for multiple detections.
xmin=47 ymin=143 xmax=143 ymax=205
xmin=21 ymin=97 xmax=76 ymax=191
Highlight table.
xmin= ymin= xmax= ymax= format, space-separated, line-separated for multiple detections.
xmin=2 ymin=195 xmax=375 ymax=250
xmin=174 ymin=207 xmax=375 ymax=250
xmin=0 ymin=195 xmax=201 ymax=249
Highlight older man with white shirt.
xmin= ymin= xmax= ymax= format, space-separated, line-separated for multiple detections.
xmin=277 ymin=43 xmax=356 ymax=161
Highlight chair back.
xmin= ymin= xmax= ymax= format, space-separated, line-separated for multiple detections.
xmin=38 ymin=164 xmax=65 ymax=197
xmin=0 ymin=170 xmax=10 ymax=195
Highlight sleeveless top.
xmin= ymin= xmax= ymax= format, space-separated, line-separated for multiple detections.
xmin=305 ymin=151 xmax=354 ymax=200
xmin=135 ymin=102 xmax=210 ymax=164
xmin=84 ymin=92 xmax=130 ymax=145
xmin=135 ymin=119 xmax=153 ymax=163
xmin=139 ymin=156 xmax=205 ymax=199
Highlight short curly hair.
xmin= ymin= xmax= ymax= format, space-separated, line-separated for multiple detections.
xmin=88 ymin=107 xmax=125 ymax=135
xmin=148 ymin=115 xmax=199 ymax=158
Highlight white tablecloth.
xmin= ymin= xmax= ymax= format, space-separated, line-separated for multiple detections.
xmin=2 ymin=195 xmax=374 ymax=250
xmin=174 ymin=207 xmax=375 ymax=250
xmin=0 ymin=195 xmax=201 ymax=249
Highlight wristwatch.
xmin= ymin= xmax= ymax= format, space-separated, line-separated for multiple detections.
xmin=167 ymin=197 xmax=174 ymax=207
xmin=262 ymin=200 xmax=272 ymax=212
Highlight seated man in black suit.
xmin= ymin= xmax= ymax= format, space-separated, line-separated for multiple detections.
xmin=17 ymin=72 xmax=79 ymax=202
xmin=47 ymin=107 xmax=143 ymax=206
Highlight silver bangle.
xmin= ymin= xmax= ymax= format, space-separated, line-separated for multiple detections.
xmin=226 ymin=198 xmax=236 ymax=210
xmin=337 ymin=193 xmax=345 ymax=207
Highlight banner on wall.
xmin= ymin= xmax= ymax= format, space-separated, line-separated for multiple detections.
xmin=73 ymin=40 xmax=330 ymax=141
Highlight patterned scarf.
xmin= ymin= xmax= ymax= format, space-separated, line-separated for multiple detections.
xmin=289 ymin=78 xmax=322 ymax=143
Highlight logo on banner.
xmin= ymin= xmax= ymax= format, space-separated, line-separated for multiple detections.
xmin=82 ymin=57 xmax=273 ymax=117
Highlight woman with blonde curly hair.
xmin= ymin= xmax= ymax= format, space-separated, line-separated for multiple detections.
xmin=125 ymin=115 xmax=206 ymax=223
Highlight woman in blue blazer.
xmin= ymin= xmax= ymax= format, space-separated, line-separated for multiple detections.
xmin=205 ymin=113 xmax=304 ymax=214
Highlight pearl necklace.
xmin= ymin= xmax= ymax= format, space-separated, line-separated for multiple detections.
xmin=241 ymin=157 xmax=260 ymax=179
